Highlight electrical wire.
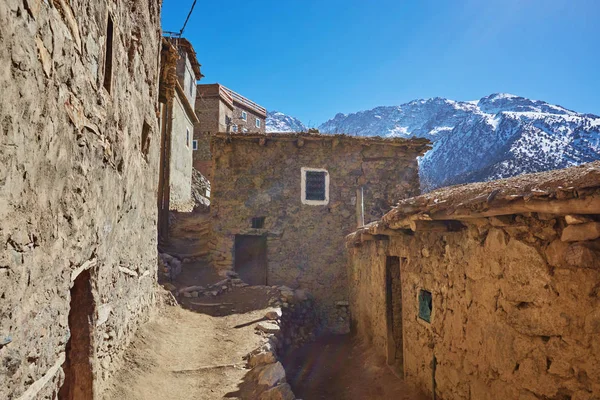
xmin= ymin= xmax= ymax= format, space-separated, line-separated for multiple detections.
xmin=179 ymin=0 xmax=197 ymax=36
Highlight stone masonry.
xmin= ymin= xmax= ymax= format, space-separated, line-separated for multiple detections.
xmin=210 ymin=132 xmax=430 ymax=333
xmin=0 ymin=0 xmax=162 ymax=398
xmin=346 ymin=163 xmax=600 ymax=399
xmin=194 ymin=84 xmax=234 ymax=180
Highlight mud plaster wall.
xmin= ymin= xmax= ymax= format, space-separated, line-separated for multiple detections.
xmin=348 ymin=215 xmax=600 ymax=400
xmin=0 ymin=0 xmax=162 ymax=398
xmin=169 ymin=92 xmax=194 ymax=210
xmin=210 ymin=137 xmax=421 ymax=332
xmin=175 ymin=51 xmax=196 ymax=107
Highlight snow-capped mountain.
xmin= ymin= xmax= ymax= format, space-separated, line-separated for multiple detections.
xmin=266 ymin=111 xmax=308 ymax=133
xmin=317 ymin=93 xmax=600 ymax=191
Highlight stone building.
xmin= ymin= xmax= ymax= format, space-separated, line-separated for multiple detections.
xmin=209 ymin=131 xmax=430 ymax=332
xmin=346 ymin=162 xmax=600 ymax=399
xmin=194 ymin=84 xmax=267 ymax=180
xmin=0 ymin=1 xmax=162 ymax=398
xmin=156 ymin=37 xmax=202 ymax=239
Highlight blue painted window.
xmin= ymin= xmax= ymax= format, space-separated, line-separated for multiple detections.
xmin=418 ymin=290 xmax=432 ymax=323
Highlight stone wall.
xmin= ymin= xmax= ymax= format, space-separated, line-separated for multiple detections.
xmin=0 ymin=0 xmax=162 ymax=398
xmin=169 ymin=91 xmax=195 ymax=211
xmin=347 ymin=214 xmax=600 ymax=399
xmin=194 ymin=93 xmax=232 ymax=179
xmin=210 ymin=135 xmax=423 ymax=332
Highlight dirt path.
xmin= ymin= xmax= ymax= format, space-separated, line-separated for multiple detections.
xmin=104 ymin=254 xmax=426 ymax=400
xmin=102 ymin=303 xmax=270 ymax=400
xmin=283 ymin=335 xmax=427 ymax=400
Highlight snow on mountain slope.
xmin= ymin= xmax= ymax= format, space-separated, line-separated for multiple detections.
xmin=318 ymin=93 xmax=600 ymax=191
xmin=266 ymin=111 xmax=308 ymax=132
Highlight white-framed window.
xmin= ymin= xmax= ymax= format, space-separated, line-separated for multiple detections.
xmin=192 ymin=139 xmax=198 ymax=150
xmin=256 ymin=118 xmax=261 ymax=128
xmin=242 ymin=128 xmax=248 ymax=133
xmin=232 ymin=124 xmax=238 ymax=132
xmin=241 ymin=111 xmax=247 ymax=121
xmin=186 ymin=128 xmax=190 ymax=147
xmin=301 ymin=167 xmax=329 ymax=205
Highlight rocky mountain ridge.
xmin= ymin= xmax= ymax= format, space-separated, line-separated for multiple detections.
xmin=267 ymin=94 xmax=600 ymax=191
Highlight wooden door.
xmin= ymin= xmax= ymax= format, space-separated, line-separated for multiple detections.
xmin=234 ymin=235 xmax=267 ymax=286
xmin=386 ymin=256 xmax=404 ymax=374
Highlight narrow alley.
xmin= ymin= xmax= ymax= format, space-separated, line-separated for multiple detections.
xmin=102 ymin=253 xmax=426 ymax=400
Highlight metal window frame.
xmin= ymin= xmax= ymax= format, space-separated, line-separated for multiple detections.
xmin=301 ymin=167 xmax=329 ymax=206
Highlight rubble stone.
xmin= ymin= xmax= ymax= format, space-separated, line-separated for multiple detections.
xmin=209 ymin=133 xmax=427 ymax=333
xmin=259 ymin=383 xmax=295 ymax=400
xmin=0 ymin=1 xmax=162 ymax=398
xmin=257 ymin=362 xmax=286 ymax=387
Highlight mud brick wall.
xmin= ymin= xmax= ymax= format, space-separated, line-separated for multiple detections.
xmin=0 ymin=0 xmax=162 ymax=398
xmin=347 ymin=214 xmax=600 ymax=399
xmin=210 ymin=136 xmax=422 ymax=333
xmin=194 ymin=94 xmax=232 ymax=179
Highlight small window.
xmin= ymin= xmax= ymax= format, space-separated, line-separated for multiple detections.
xmin=231 ymin=124 xmax=238 ymax=133
xmin=242 ymin=128 xmax=248 ymax=133
xmin=256 ymin=118 xmax=261 ymax=128
xmin=251 ymin=217 xmax=265 ymax=229
xmin=186 ymin=128 xmax=190 ymax=147
xmin=418 ymin=290 xmax=432 ymax=323
xmin=301 ymin=167 xmax=329 ymax=205
xmin=192 ymin=139 xmax=198 ymax=151
xmin=103 ymin=15 xmax=114 ymax=93
xmin=241 ymin=111 xmax=247 ymax=121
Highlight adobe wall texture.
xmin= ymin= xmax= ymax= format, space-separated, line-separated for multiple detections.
xmin=210 ymin=136 xmax=422 ymax=332
xmin=0 ymin=0 xmax=162 ymax=398
xmin=347 ymin=214 xmax=600 ymax=399
xmin=169 ymin=92 xmax=195 ymax=211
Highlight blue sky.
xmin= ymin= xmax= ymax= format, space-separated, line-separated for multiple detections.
xmin=162 ymin=0 xmax=600 ymax=125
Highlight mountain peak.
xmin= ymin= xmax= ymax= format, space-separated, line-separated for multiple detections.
xmin=266 ymin=110 xmax=308 ymax=133
xmin=266 ymin=94 xmax=599 ymax=191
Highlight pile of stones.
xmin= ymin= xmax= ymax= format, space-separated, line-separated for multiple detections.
xmin=242 ymin=285 xmax=321 ymax=400
xmin=165 ymin=274 xmax=248 ymax=298
xmin=332 ymin=301 xmax=351 ymax=332
xmin=271 ymin=286 xmax=320 ymax=352
xmin=158 ymin=252 xmax=182 ymax=280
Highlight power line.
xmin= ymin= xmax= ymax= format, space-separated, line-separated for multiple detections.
xmin=179 ymin=0 xmax=197 ymax=36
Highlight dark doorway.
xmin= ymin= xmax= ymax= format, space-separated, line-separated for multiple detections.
xmin=59 ymin=269 xmax=95 ymax=400
xmin=234 ymin=235 xmax=267 ymax=286
xmin=385 ymin=256 xmax=404 ymax=375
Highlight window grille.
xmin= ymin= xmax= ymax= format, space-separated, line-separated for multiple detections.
xmin=251 ymin=217 xmax=265 ymax=229
xmin=305 ymin=171 xmax=326 ymax=201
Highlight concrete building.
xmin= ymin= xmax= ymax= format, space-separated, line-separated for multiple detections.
xmin=346 ymin=162 xmax=600 ymax=400
xmin=157 ymin=37 xmax=202 ymax=240
xmin=208 ymin=131 xmax=431 ymax=333
xmin=194 ymin=84 xmax=267 ymax=180
xmin=0 ymin=1 xmax=162 ymax=398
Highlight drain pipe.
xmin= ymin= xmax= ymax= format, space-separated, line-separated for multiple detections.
xmin=431 ymin=354 xmax=437 ymax=400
